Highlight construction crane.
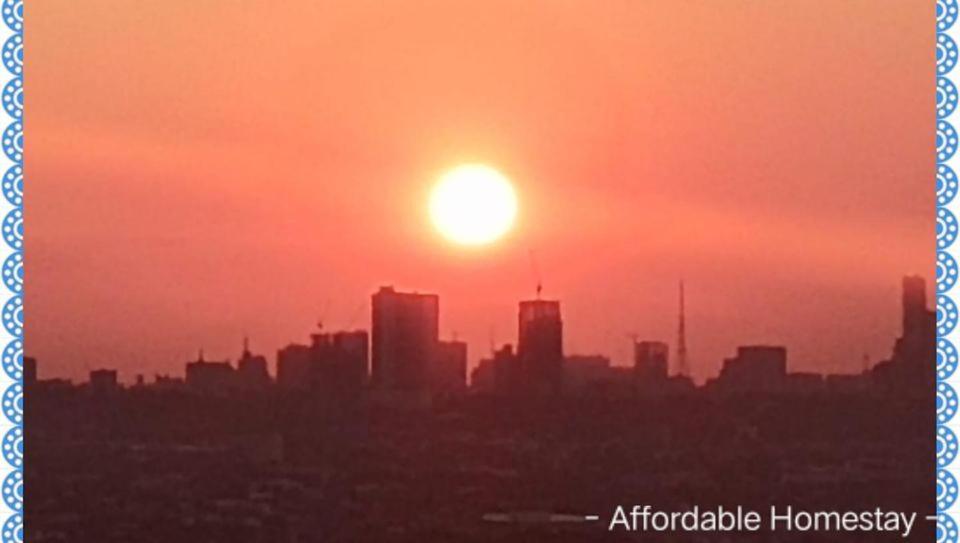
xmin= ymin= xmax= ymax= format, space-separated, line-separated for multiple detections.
xmin=677 ymin=280 xmax=689 ymax=378
xmin=529 ymin=249 xmax=543 ymax=299
xmin=344 ymin=299 xmax=367 ymax=330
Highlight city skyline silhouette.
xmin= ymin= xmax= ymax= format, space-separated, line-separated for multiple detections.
xmin=25 ymin=1 xmax=933 ymax=384
xmin=27 ymin=275 xmax=936 ymax=396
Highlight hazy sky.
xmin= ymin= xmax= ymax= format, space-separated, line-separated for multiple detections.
xmin=26 ymin=1 xmax=934 ymax=382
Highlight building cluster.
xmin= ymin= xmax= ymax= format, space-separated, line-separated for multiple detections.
xmin=185 ymin=286 xmax=468 ymax=401
xmin=699 ymin=275 xmax=936 ymax=395
xmin=25 ymin=276 xmax=936 ymax=400
xmin=472 ymin=299 xmax=566 ymax=396
xmin=185 ymin=341 xmax=271 ymax=394
xmin=277 ymin=330 xmax=368 ymax=392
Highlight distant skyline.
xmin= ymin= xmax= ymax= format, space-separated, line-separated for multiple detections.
xmin=25 ymin=1 xmax=934 ymax=382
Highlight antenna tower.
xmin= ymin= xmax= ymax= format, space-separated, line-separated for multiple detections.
xmin=677 ymin=280 xmax=689 ymax=377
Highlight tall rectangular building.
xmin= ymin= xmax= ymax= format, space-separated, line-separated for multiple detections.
xmin=902 ymin=275 xmax=932 ymax=339
xmin=277 ymin=343 xmax=312 ymax=389
xmin=371 ymin=286 xmax=439 ymax=391
xmin=873 ymin=275 xmax=937 ymax=389
xmin=634 ymin=341 xmax=669 ymax=381
xmin=89 ymin=369 xmax=119 ymax=393
xmin=517 ymin=299 xmax=563 ymax=393
xmin=717 ymin=345 xmax=787 ymax=391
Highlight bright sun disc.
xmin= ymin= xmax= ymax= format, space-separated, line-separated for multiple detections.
xmin=430 ymin=164 xmax=518 ymax=246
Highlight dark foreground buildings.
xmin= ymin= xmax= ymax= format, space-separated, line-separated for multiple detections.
xmin=236 ymin=340 xmax=270 ymax=390
xmin=277 ymin=329 xmax=368 ymax=393
xmin=715 ymin=345 xmax=788 ymax=392
xmin=634 ymin=340 xmax=669 ymax=382
xmin=433 ymin=339 xmax=468 ymax=395
xmin=185 ymin=353 xmax=235 ymax=394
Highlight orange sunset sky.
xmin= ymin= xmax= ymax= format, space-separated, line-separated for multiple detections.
xmin=25 ymin=1 xmax=934 ymax=382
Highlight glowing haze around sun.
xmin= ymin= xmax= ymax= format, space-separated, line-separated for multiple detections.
xmin=429 ymin=164 xmax=518 ymax=246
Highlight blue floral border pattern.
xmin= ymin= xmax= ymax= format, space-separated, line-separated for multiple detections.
xmin=0 ymin=0 xmax=21 ymax=542
xmin=0 ymin=3 xmax=944 ymax=543
xmin=942 ymin=1 xmax=960 ymax=541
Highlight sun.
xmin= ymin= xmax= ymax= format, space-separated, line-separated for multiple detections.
xmin=429 ymin=164 xmax=518 ymax=246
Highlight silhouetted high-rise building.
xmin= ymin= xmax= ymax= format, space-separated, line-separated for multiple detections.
xmin=89 ymin=369 xmax=119 ymax=393
xmin=717 ymin=345 xmax=787 ymax=391
xmin=902 ymin=275 xmax=930 ymax=337
xmin=237 ymin=338 xmax=270 ymax=390
xmin=185 ymin=353 xmax=235 ymax=394
xmin=872 ymin=276 xmax=936 ymax=390
xmin=371 ymin=287 xmax=439 ymax=391
xmin=517 ymin=299 xmax=563 ymax=393
xmin=898 ymin=275 xmax=937 ymax=360
xmin=277 ymin=343 xmax=312 ymax=389
xmin=310 ymin=330 xmax=369 ymax=391
xmin=23 ymin=356 xmax=36 ymax=387
xmin=634 ymin=341 xmax=669 ymax=381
